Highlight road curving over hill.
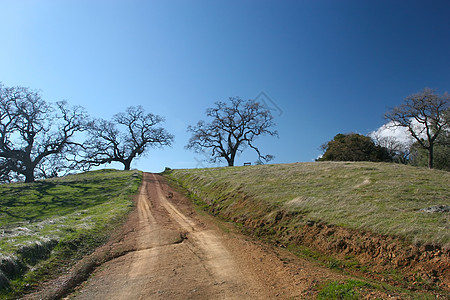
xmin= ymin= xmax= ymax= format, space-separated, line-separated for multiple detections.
xmin=60 ymin=173 xmax=349 ymax=299
xmin=25 ymin=172 xmax=430 ymax=299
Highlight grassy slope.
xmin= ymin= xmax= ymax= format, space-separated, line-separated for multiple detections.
xmin=0 ymin=169 xmax=141 ymax=298
xmin=168 ymin=162 xmax=449 ymax=247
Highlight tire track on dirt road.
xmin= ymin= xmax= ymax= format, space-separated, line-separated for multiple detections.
xmin=69 ymin=173 xmax=259 ymax=299
xmin=66 ymin=173 xmax=353 ymax=300
xmin=151 ymin=173 xmax=243 ymax=285
xmin=26 ymin=173 xmax=414 ymax=299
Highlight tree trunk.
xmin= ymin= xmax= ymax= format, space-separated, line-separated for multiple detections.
xmin=123 ymin=160 xmax=131 ymax=170
xmin=228 ymin=152 xmax=235 ymax=166
xmin=24 ymin=169 xmax=35 ymax=183
xmin=428 ymin=144 xmax=434 ymax=169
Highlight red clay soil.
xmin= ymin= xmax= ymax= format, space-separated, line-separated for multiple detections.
xmin=238 ymin=209 xmax=450 ymax=292
xmin=23 ymin=173 xmax=441 ymax=299
xmin=291 ymin=221 xmax=450 ymax=289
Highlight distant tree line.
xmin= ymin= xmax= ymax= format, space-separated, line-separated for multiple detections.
xmin=2 ymin=82 xmax=447 ymax=183
xmin=318 ymin=88 xmax=449 ymax=171
xmin=1 ymin=83 xmax=277 ymax=183
xmin=0 ymin=83 xmax=174 ymax=183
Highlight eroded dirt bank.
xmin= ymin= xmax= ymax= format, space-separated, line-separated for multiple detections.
xmin=180 ymin=186 xmax=449 ymax=294
xmin=242 ymin=210 xmax=449 ymax=290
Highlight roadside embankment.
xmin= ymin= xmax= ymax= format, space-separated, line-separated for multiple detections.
xmin=164 ymin=162 xmax=450 ymax=292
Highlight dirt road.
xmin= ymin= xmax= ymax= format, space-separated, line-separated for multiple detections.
xmin=67 ymin=173 xmax=345 ymax=299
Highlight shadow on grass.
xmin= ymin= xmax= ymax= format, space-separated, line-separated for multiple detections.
xmin=0 ymin=178 xmax=125 ymax=224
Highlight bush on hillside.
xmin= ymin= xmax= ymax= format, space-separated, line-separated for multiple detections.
xmin=318 ymin=133 xmax=392 ymax=162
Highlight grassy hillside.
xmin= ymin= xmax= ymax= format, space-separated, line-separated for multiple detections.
xmin=0 ymin=169 xmax=141 ymax=298
xmin=167 ymin=162 xmax=449 ymax=247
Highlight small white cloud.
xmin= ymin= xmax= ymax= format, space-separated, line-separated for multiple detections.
xmin=369 ymin=119 xmax=429 ymax=152
xmin=369 ymin=121 xmax=414 ymax=147
xmin=371 ymin=118 xmax=432 ymax=150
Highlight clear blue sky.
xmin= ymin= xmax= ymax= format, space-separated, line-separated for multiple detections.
xmin=1 ymin=0 xmax=449 ymax=172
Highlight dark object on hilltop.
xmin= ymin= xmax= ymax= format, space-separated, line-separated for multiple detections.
xmin=318 ymin=133 xmax=392 ymax=162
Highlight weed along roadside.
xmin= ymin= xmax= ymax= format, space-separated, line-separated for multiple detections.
xmin=0 ymin=170 xmax=142 ymax=299
xmin=164 ymin=162 xmax=450 ymax=295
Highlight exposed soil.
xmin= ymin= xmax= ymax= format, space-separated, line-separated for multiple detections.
xmin=22 ymin=173 xmax=443 ymax=299
xmin=225 ymin=206 xmax=450 ymax=293
xmin=62 ymin=173 xmax=346 ymax=299
xmin=289 ymin=220 xmax=450 ymax=290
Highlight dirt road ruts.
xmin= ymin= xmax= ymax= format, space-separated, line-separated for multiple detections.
xmin=67 ymin=173 xmax=346 ymax=299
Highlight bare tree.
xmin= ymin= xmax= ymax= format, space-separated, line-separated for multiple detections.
xmin=186 ymin=97 xmax=277 ymax=166
xmin=0 ymin=84 xmax=87 ymax=182
xmin=82 ymin=106 xmax=174 ymax=170
xmin=0 ymin=158 xmax=16 ymax=182
xmin=385 ymin=88 xmax=449 ymax=168
xmin=371 ymin=134 xmax=410 ymax=164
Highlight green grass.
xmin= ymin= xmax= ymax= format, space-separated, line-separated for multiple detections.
xmin=317 ymin=279 xmax=369 ymax=300
xmin=167 ymin=162 xmax=450 ymax=247
xmin=0 ymin=169 xmax=141 ymax=298
xmin=166 ymin=162 xmax=450 ymax=297
xmin=317 ymin=278 xmax=439 ymax=300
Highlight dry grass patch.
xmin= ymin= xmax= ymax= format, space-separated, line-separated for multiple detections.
xmin=168 ymin=162 xmax=449 ymax=247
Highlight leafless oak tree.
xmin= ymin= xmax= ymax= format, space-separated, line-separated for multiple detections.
xmin=0 ymin=158 xmax=16 ymax=182
xmin=82 ymin=106 xmax=174 ymax=170
xmin=0 ymin=84 xmax=87 ymax=182
xmin=186 ymin=97 xmax=277 ymax=166
xmin=370 ymin=134 xmax=410 ymax=164
xmin=385 ymin=88 xmax=449 ymax=168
